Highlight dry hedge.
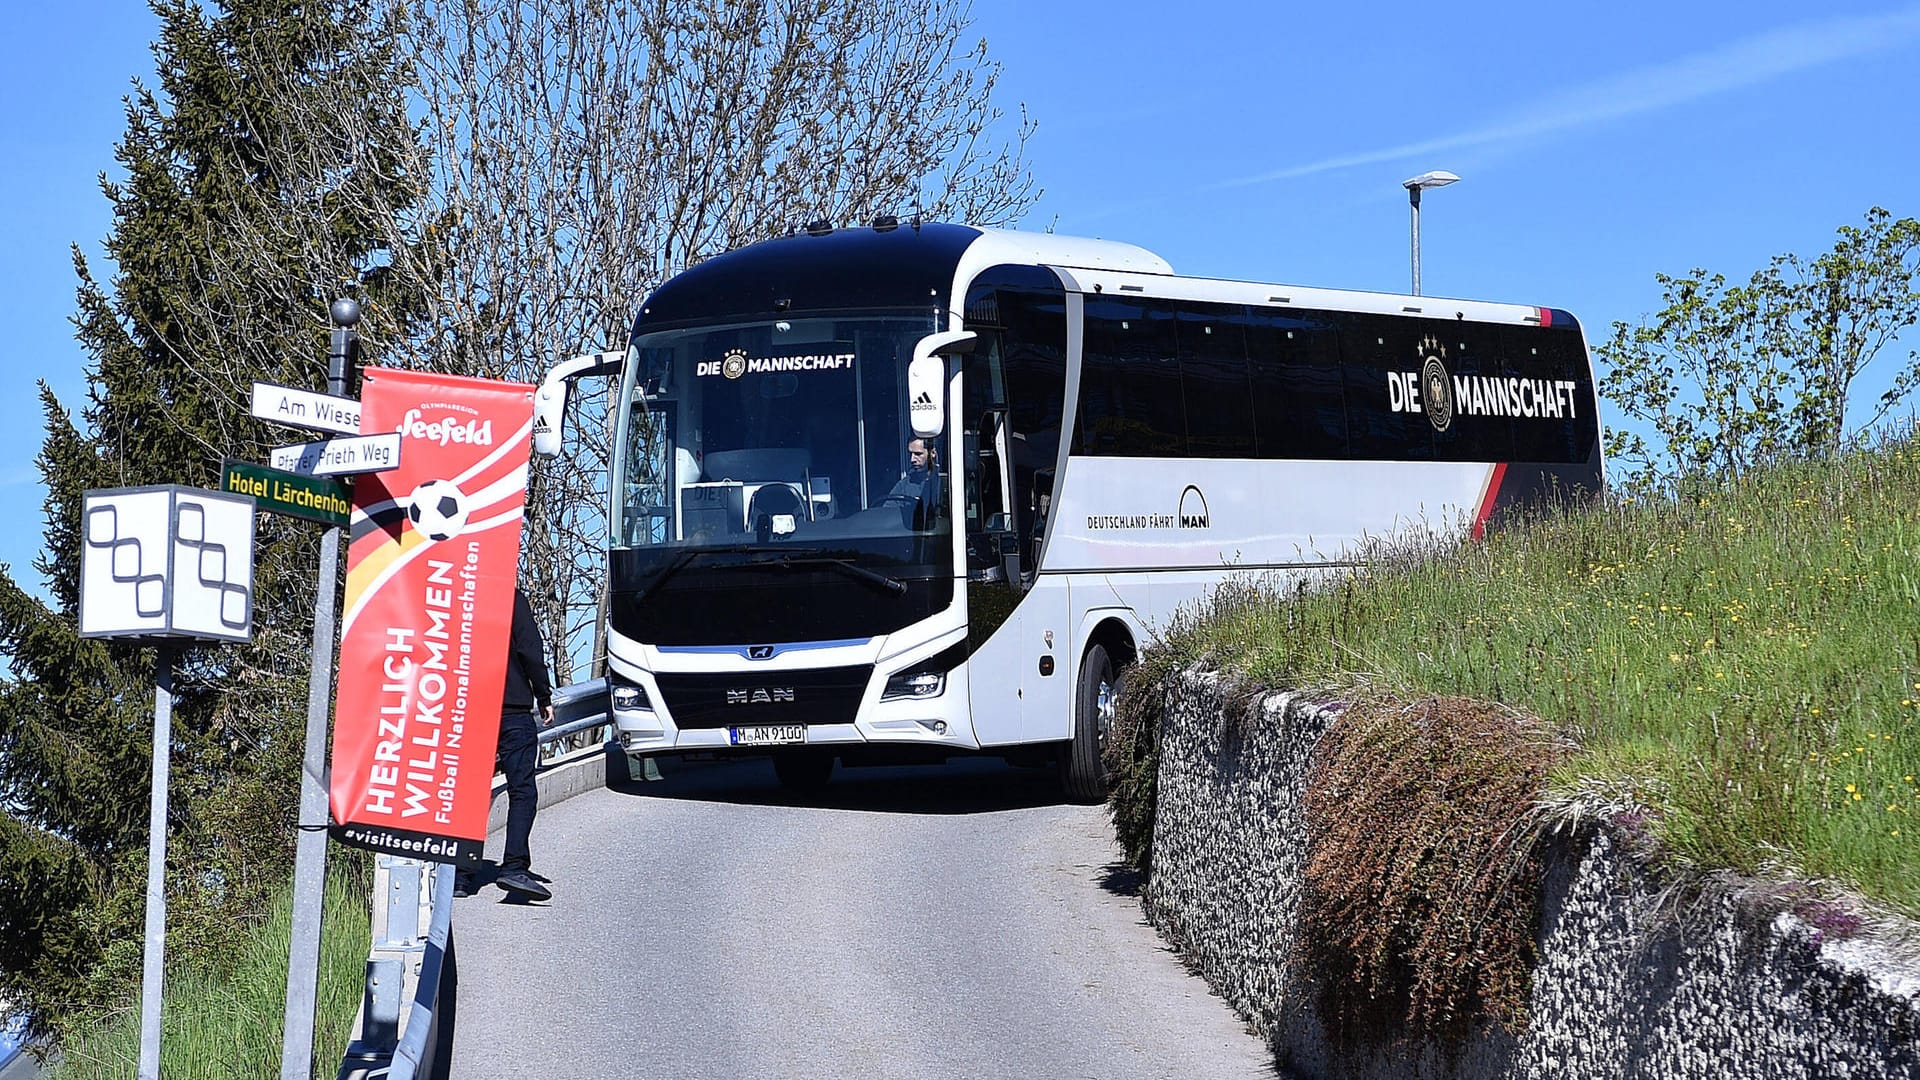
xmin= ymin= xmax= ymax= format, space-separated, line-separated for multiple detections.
xmin=1297 ymin=695 xmax=1566 ymax=1041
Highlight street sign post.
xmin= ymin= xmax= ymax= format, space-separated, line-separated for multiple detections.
xmin=269 ymin=432 xmax=401 ymax=477
xmin=251 ymin=381 xmax=362 ymax=436
xmin=220 ymin=459 xmax=351 ymax=528
xmin=280 ymin=299 xmax=362 ymax=1080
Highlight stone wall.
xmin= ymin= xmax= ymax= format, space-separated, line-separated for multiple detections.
xmin=1144 ymin=672 xmax=1920 ymax=1080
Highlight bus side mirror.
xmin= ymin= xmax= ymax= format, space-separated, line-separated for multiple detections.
xmin=532 ymin=378 xmax=567 ymax=457
xmin=908 ymin=330 xmax=975 ymax=439
xmin=533 ymin=349 xmax=628 ymax=458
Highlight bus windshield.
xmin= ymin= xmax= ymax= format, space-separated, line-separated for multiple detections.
xmin=610 ymin=313 xmax=950 ymax=568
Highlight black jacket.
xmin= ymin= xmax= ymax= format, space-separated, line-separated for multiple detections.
xmin=502 ymin=587 xmax=554 ymax=715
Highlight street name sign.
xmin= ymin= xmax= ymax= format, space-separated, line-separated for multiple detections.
xmin=251 ymin=382 xmax=362 ymax=436
xmin=220 ymin=459 xmax=350 ymax=527
xmin=269 ymin=433 xmax=401 ymax=477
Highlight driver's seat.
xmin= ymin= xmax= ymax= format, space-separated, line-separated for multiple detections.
xmin=749 ymin=482 xmax=805 ymax=523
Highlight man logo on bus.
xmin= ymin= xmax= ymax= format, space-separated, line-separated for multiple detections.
xmin=1178 ymin=485 xmax=1210 ymax=529
xmin=726 ymin=687 xmax=795 ymax=704
xmin=722 ymin=349 xmax=748 ymax=380
xmin=1421 ymin=347 xmax=1454 ymax=434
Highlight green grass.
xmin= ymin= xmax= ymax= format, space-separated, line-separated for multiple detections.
xmin=51 ymin=867 xmax=372 ymax=1078
xmin=1171 ymin=434 xmax=1920 ymax=916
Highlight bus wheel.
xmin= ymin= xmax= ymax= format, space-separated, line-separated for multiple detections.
xmin=1061 ymin=644 xmax=1116 ymax=804
xmin=773 ymin=749 xmax=834 ymax=791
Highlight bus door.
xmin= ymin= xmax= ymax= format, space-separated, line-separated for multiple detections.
xmin=963 ymin=325 xmax=1066 ymax=745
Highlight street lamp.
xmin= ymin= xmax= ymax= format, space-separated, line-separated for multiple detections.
xmin=1402 ymin=170 xmax=1460 ymax=296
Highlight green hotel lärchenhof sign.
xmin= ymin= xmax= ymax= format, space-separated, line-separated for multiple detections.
xmin=221 ymin=458 xmax=351 ymax=527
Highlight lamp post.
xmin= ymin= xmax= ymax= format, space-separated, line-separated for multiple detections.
xmin=1402 ymin=170 xmax=1460 ymax=296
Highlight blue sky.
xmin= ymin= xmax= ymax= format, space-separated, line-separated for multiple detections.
xmin=3 ymin=0 xmax=1919 ymax=592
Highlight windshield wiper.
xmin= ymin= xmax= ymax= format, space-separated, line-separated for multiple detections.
xmin=749 ymin=554 xmax=908 ymax=597
xmin=635 ymin=544 xmax=769 ymax=604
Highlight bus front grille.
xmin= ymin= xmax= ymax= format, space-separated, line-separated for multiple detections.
xmin=654 ymin=665 xmax=874 ymax=729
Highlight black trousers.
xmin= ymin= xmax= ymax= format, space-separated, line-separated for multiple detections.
xmin=496 ymin=709 xmax=540 ymax=872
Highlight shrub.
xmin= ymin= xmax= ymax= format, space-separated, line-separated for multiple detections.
xmin=1296 ymin=695 xmax=1566 ymax=1039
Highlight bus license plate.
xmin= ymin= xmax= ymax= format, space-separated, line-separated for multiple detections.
xmin=730 ymin=724 xmax=805 ymax=747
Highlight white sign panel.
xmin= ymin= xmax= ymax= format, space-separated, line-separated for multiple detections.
xmin=79 ymin=486 xmax=255 ymax=642
xmin=251 ymin=382 xmax=362 ymax=436
xmin=79 ymin=489 xmax=171 ymax=637
xmin=269 ymin=433 xmax=401 ymax=476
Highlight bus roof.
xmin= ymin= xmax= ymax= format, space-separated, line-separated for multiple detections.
xmin=631 ymin=221 xmax=1574 ymax=335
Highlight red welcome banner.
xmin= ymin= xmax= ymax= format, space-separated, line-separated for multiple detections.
xmin=329 ymin=368 xmax=535 ymax=863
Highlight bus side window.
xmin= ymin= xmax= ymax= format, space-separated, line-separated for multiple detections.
xmin=963 ymin=337 xmax=1009 ymax=576
xmin=1076 ymin=297 xmax=1186 ymax=457
xmin=1500 ymin=325 xmax=1595 ymax=464
xmin=998 ymin=290 xmax=1069 ymax=571
xmin=1176 ymin=304 xmax=1255 ymax=458
xmin=1341 ymin=320 xmax=1436 ymax=462
xmin=1247 ymin=312 xmax=1347 ymax=460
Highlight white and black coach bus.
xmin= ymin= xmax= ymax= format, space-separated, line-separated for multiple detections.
xmin=534 ymin=221 xmax=1602 ymax=798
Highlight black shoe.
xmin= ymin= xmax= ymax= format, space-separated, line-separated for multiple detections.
xmin=527 ymin=870 xmax=552 ymax=884
xmin=495 ymin=869 xmax=552 ymax=901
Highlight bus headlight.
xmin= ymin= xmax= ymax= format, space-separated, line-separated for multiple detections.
xmin=880 ymin=640 xmax=966 ymax=702
xmin=881 ymin=670 xmax=945 ymax=701
xmin=612 ymin=681 xmax=653 ymax=712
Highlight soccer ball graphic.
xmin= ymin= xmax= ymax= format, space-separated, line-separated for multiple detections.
xmin=407 ymin=479 xmax=470 ymax=542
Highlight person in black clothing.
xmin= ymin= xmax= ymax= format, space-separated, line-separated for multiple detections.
xmin=885 ymin=438 xmax=940 ymax=528
xmin=886 ymin=438 xmax=935 ymax=499
xmin=492 ymin=585 xmax=554 ymax=900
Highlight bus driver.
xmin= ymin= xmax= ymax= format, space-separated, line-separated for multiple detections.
xmin=886 ymin=438 xmax=939 ymax=528
xmin=889 ymin=438 xmax=935 ymax=500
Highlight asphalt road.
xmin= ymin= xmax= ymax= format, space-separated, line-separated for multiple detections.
xmin=446 ymin=755 xmax=1279 ymax=1079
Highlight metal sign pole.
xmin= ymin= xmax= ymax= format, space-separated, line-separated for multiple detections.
xmin=280 ymin=299 xmax=360 ymax=1079
xmin=137 ymin=646 xmax=176 ymax=1080
xmin=79 ymin=486 xmax=254 ymax=1077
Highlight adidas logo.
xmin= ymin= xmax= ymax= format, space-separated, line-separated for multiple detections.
xmin=912 ymin=390 xmax=935 ymax=409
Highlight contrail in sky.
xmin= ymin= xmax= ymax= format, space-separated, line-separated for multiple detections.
xmin=1211 ymin=5 xmax=1920 ymax=191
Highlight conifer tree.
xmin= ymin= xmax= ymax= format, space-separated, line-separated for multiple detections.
xmin=0 ymin=0 xmax=434 ymax=1038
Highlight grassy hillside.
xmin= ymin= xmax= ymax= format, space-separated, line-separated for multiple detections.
xmin=1146 ymin=434 xmax=1919 ymax=917
xmin=51 ymin=866 xmax=370 ymax=1078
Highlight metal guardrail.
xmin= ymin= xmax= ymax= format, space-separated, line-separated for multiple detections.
xmin=540 ymin=676 xmax=616 ymax=767
xmin=336 ymin=856 xmax=450 ymax=1080
xmin=337 ymin=678 xmax=612 ymax=1080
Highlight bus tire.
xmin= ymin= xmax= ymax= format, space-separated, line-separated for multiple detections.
xmin=773 ymin=749 xmax=834 ymax=791
xmin=1061 ymin=643 xmax=1115 ymax=804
